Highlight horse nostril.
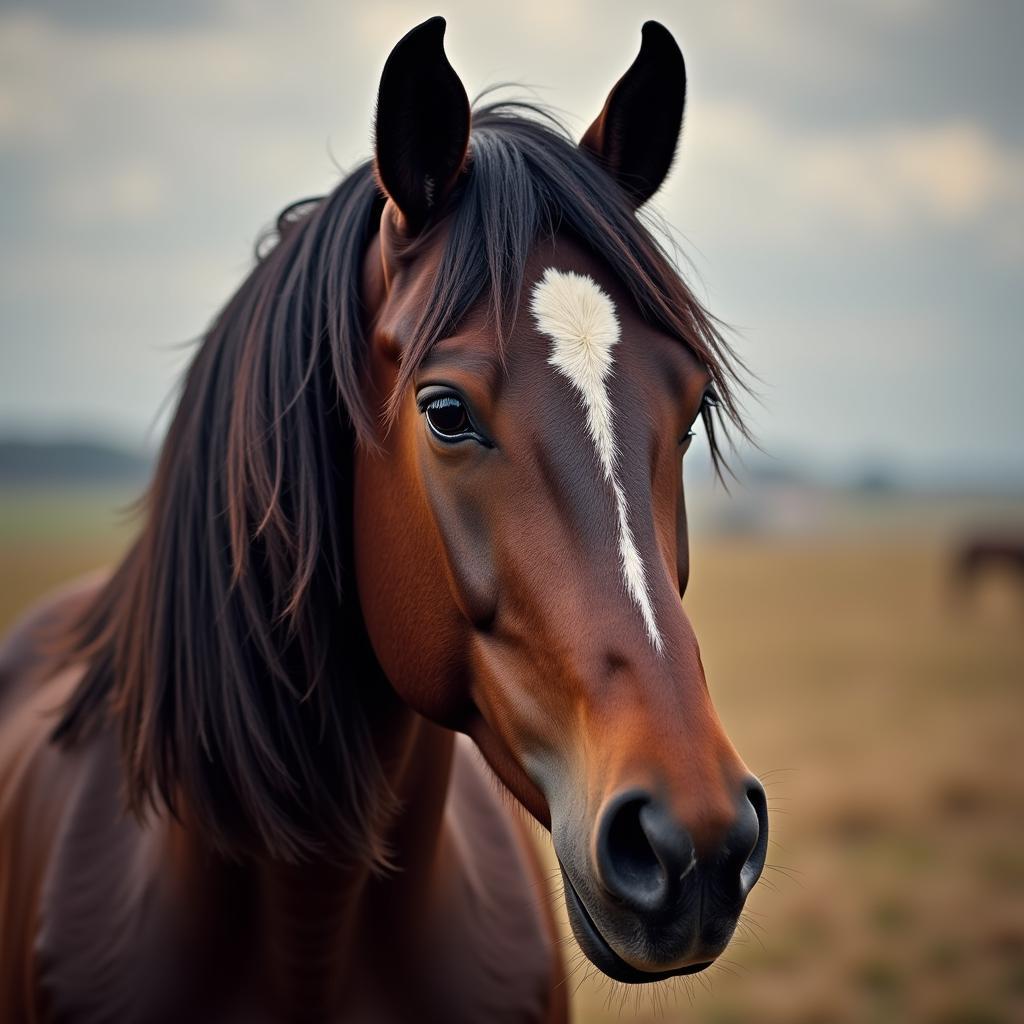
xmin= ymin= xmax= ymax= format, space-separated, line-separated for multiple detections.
xmin=595 ymin=790 xmax=694 ymax=913
xmin=739 ymin=777 xmax=769 ymax=895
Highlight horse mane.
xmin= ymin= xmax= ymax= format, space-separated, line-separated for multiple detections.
xmin=51 ymin=99 xmax=748 ymax=865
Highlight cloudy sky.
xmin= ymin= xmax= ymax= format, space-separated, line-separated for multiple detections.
xmin=1 ymin=0 xmax=1021 ymax=485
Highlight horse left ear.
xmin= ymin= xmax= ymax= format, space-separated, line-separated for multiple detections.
xmin=580 ymin=21 xmax=687 ymax=207
xmin=374 ymin=16 xmax=471 ymax=233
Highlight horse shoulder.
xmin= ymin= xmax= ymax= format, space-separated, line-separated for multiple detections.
xmin=0 ymin=659 xmax=82 ymax=1019
xmin=0 ymin=580 xmax=100 ymax=1019
xmin=32 ymin=725 xmax=197 ymax=1022
xmin=0 ymin=572 xmax=106 ymax=717
xmin=0 ymin=578 xmax=191 ymax=1022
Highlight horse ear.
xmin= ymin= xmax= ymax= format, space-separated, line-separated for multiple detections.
xmin=374 ymin=16 xmax=471 ymax=232
xmin=580 ymin=21 xmax=687 ymax=207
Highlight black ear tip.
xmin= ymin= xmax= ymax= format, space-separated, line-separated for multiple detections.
xmin=640 ymin=20 xmax=684 ymax=65
xmin=419 ymin=14 xmax=447 ymax=36
xmin=399 ymin=15 xmax=447 ymax=49
xmin=381 ymin=16 xmax=453 ymax=86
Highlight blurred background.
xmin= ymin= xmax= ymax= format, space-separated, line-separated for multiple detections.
xmin=1 ymin=2 xmax=1022 ymax=1022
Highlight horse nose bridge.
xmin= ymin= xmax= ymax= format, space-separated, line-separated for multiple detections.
xmin=509 ymin=444 xmax=676 ymax=637
xmin=569 ymin=640 xmax=753 ymax=846
xmin=579 ymin=619 xmax=718 ymax=733
xmin=581 ymin=662 xmax=740 ymax=776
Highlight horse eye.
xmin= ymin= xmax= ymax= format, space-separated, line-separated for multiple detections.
xmin=425 ymin=394 xmax=473 ymax=440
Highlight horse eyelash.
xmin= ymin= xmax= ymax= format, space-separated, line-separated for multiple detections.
xmin=417 ymin=392 xmax=462 ymax=414
xmin=679 ymin=390 xmax=718 ymax=444
xmin=427 ymin=395 xmax=460 ymax=410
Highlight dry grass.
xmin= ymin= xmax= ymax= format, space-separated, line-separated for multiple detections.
xmin=1 ymin=487 xmax=1022 ymax=1023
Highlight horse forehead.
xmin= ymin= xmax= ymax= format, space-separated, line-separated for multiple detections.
xmin=510 ymin=252 xmax=645 ymax=374
xmin=505 ymin=258 xmax=686 ymax=422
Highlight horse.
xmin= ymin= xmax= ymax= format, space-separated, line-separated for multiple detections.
xmin=0 ymin=17 xmax=768 ymax=1023
xmin=952 ymin=534 xmax=1024 ymax=605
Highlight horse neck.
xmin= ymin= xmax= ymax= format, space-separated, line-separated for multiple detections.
xmin=248 ymin=704 xmax=455 ymax=1013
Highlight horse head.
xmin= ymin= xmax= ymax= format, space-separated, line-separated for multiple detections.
xmin=355 ymin=17 xmax=768 ymax=982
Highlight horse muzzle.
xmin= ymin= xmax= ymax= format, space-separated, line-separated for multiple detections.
xmin=555 ymin=779 xmax=769 ymax=983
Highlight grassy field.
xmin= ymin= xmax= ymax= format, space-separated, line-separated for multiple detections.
xmin=1 ymin=486 xmax=1022 ymax=1023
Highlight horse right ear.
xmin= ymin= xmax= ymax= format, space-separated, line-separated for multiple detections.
xmin=374 ymin=17 xmax=471 ymax=233
xmin=580 ymin=21 xmax=687 ymax=207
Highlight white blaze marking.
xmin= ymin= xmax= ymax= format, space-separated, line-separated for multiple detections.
xmin=530 ymin=267 xmax=662 ymax=652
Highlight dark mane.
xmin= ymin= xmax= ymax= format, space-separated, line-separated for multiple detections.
xmin=51 ymin=100 xmax=747 ymax=865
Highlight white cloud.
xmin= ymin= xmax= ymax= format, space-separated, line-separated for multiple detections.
xmin=672 ymin=100 xmax=1024 ymax=252
xmin=795 ymin=121 xmax=1024 ymax=228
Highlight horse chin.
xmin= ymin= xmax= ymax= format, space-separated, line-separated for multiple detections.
xmin=559 ymin=866 xmax=714 ymax=985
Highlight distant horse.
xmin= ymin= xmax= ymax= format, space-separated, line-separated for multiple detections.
xmin=0 ymin=18 xmax=767 ymax=1022
xmin=953 ymin=534 xmax=1024 ymax=600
